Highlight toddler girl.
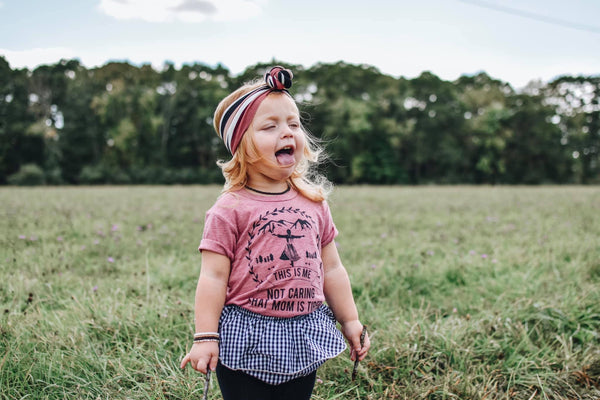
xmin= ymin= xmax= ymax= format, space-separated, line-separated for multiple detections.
xmin=181 ymin=66 xmax=370 ymax=400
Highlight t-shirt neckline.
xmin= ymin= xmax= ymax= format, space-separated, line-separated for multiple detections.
xmin=237 ymin=186 xmax=299 ymax=202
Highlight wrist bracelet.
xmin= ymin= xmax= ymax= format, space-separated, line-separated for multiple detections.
xmin=193 ymin=338 xmax=220 ymax=343
xmin=193 ymin=336 xmax=220 ymax=342
xmin=193 ymin=334 xmax=220 ymax=339
xmin=194 ymin=332 xmax=219 ymax=338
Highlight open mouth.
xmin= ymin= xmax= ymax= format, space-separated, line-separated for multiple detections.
xmin=275 ymin=146 xmax=295 ymax=165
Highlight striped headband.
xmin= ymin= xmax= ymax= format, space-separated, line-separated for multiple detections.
xmin=218 ymin=66 xmax=294 ymax=154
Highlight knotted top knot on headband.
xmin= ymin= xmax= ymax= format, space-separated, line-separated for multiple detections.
xmin=265 ymin=66 xmax=293 ymax=90
xmin=218 ymin=66 xmax=294 ymax=154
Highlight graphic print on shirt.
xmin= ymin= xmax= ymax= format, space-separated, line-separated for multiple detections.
xmin=245 ymin=207 xmax=323 ymax=313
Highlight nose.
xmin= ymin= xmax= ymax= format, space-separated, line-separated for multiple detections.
xmin=280 ymin=125 xmax=293 ymax=139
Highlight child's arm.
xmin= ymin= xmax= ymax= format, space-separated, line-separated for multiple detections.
xmin=180 ymin=250 xmax=231 ymax=374
xmin=322 ymin=241 xmax=370 ymax=362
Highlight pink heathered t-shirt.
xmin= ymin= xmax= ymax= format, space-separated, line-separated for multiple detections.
xmin=199 ymin=188 xmax=338 ymax=318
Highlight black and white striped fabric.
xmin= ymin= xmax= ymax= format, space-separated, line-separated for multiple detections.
xmin=218 ymin=304 xmax=346 ymax=385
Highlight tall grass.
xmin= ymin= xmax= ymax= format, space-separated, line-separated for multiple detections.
xmin=1 ymin=186 xmax=599 ymax=399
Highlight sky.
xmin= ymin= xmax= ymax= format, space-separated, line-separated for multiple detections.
xmin=1 ymin=0 xmax=599 ymax=89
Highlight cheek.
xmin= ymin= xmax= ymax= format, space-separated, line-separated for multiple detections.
xmin=295 ymin=146 xmax=306 ymax=164
xmin=257 ymin=145 xmax=273 ymax=159
xmin=298 ymin=137 xmax=306 ymax=149
xmin=250 ymin=132 xmax=274 ymax=157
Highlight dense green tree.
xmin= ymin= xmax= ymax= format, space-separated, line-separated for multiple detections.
xmin=302 ymin=62 xmax=402 ymax=183
xmin=400 ymin=72 xmax=467 ymax=183
xmin=160 ymin=63 xmax=228 ymax=169
xmin=455 ymin=73 xmax=513 ymax=184
xmin=0 ymin=56 xmax=35 ymax=183
xmin=56 ymin=60 xmax=105 ymax=182
xmin=546 ymin=76 xmax=600 ymax=183
xmin=503 ymin=83 xmax=570 ymax=184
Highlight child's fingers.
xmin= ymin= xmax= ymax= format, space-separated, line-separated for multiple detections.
xmin=195 ymin=356 xmax=213 ymax=374
xmin=348 ymin=336 xmax=362 ymax=361
xmin=197 ymin=362 xmax=208 ymax=374
xmin=180 ymin=352 xmax=212 ymax=373
xmin=209 ymin=354 xmax=219 ymax=372
xmin=357 ymin=334 xmax=371 ymax=361
xmin=349 ymin=329 xmax=370 ymax=361
xmin=180 ymin=353 xmax=190 ymax=369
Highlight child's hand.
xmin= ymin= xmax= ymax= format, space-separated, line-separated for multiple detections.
xmin=180 ymin=342 xmax=219 ymax=374
xmin=341 ymin=320 xmax=370 ymax=362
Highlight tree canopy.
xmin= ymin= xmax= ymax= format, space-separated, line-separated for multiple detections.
xmin=1 ymin=57 xmax=598 ymax=185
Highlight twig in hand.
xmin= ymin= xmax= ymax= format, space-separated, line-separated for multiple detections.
xmin=202 ymin=369 xmax=211 ymax=400
xmin=352 ymin=325 xmax=368 ymax=381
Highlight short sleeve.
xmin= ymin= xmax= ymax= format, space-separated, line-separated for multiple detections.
xmin=198 ymin=210 xmax=237 ymax=261
xmin=320 ymin=200 xmax=339 ymax=248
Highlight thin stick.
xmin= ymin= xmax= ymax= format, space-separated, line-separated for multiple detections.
xmin=202 ymin=369 xmax=211 ymax=400
xmin=352 ymin=325 xmax=367 ymax=381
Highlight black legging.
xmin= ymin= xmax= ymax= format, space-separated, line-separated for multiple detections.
xmin=216 ymin=362 xmax=317 ymax=400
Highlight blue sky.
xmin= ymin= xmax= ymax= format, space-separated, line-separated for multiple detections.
xmin=1 ymin=0 xmax=599 ymax=89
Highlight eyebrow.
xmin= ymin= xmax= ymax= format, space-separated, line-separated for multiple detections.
xmin=257 ymin=114 xmax=300 ymax=123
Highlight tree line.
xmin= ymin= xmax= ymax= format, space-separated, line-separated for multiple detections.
xmin=1 ymin=56 xmax=598 ymax=185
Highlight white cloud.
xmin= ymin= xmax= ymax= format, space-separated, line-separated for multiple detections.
xmin=97 ymin=0 xmax=266 ymax=23
xmin=0 ymin=47 xmax=77 ymax=69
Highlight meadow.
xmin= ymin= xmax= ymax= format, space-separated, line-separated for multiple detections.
xmin=1 ymin=185 xmax=599 ymax=400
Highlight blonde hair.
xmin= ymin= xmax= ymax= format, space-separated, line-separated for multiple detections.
xmin=214 ymin=81 xmax=331 ymax=202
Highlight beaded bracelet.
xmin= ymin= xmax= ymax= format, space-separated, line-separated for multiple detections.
xmin=193 ymin=335 xmax=220 ymax=340
xmin=193 ymin=338 xmax=220 ymax=344
xmin=193 ymin=332 xmax=220 ymax=344
xmin=193 ymin=337 xmax=220 ymax=341
xmin=194 ymin=332 xmax=219 ymax=338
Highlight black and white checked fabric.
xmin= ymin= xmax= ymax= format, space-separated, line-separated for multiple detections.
xmin=218 ymin=304 xmax=346 ymax=385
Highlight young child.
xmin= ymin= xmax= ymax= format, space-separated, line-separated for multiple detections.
xmin=180 ymin=66 xmax=370 ymax=399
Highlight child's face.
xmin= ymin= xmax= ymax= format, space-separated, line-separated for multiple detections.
xmin=246 ymin=93 xmax=305 ymax=186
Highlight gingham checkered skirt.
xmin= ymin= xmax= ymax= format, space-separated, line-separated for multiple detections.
xmin=218 ymin=304 xmax=346 ymax=385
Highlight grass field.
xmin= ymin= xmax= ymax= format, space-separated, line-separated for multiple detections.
xmin=1 ymin=185 xmax=599 ymax=399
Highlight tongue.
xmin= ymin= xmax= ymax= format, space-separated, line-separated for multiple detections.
xmin=276 ymin=152 xmax=295 ymax=166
